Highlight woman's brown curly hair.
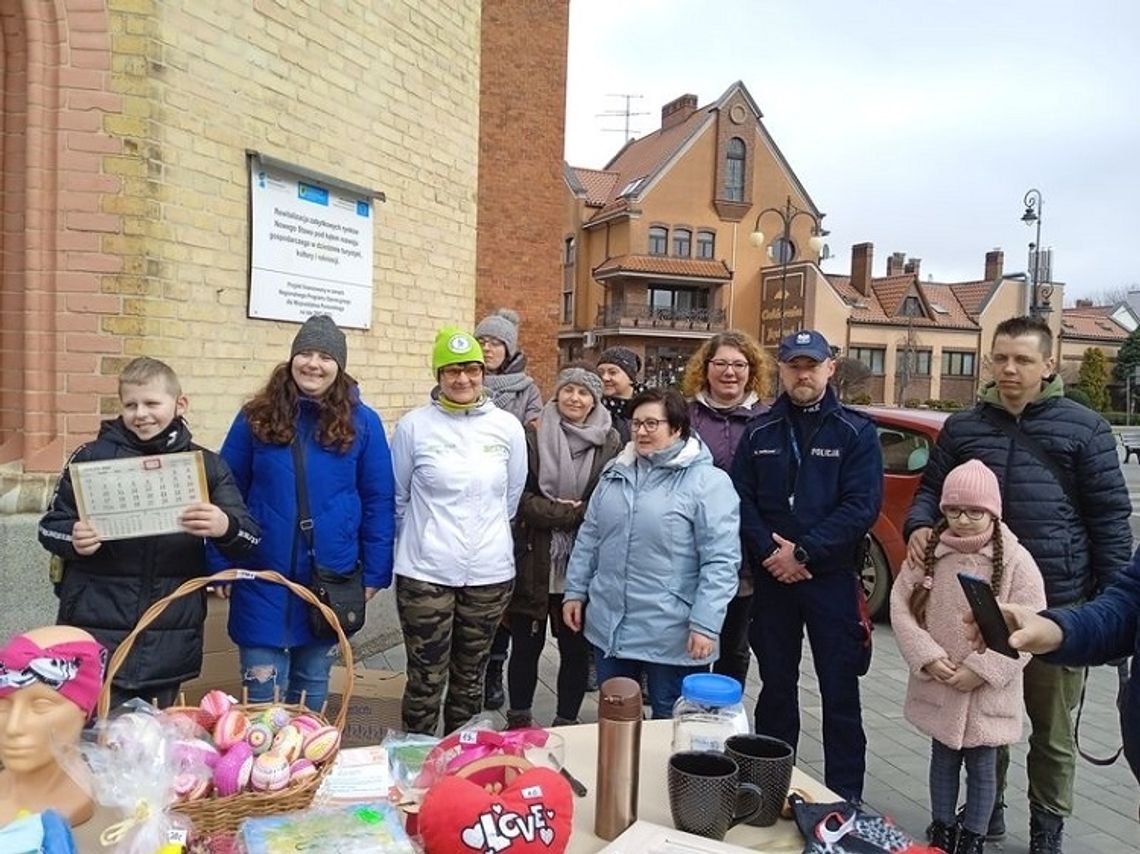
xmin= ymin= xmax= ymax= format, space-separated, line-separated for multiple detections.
xmin=242 ymin=362 xmax=358 ymax=452
xmin=679 ymin=330 xmax=773 ymax=399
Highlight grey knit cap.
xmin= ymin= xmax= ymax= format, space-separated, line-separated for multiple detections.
xmin=596 ymin=347 xmax=641 ymax=383
xmin=554 ymin=366 xmax=604 ymax=405
xmin=474 ymin=308 xmax=521 ymax=357
xmin=291 ymin=314 xmax=347 ymax=370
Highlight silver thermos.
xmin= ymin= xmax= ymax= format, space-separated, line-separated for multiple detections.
xmin=594 ymin=676 xmax=643 ymax=840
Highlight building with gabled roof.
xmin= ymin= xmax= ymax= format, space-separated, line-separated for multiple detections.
xmin=561 ymin=81 xmax=826 ymax=384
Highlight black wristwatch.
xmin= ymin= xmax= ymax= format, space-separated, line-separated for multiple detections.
xmin=793 ymin=544 xmax=809 ymax=565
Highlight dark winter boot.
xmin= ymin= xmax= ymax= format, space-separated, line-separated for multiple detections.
xmin=953 ymin=827 xmax=985 ymax=854
xmin=483 ymin=655 xmax=506 ymax=711
xmin=958 ymin=800 xmax=1005 ymax=841
xmin=926 ymin=819 xmax=958 ymax=853
xmin=550 ymin=715 xmax=579 ymax=727
xmin=1028 ymin=807 xmax=1063 ymax=854
xmin=505 ymin=709 xmax=533 ymax=730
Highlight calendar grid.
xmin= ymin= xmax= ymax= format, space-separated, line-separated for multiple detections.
xmin=70 ymin=450 xmax=210 ymax=541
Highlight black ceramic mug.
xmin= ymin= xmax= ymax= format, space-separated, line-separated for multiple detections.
xmin=667 ymin=750 xmax=764 ymax=840
xmin=724 ymin=733 xmax=795 ymax=827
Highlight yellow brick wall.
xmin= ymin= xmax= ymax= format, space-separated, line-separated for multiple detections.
xmin=101 ymin=0 xmax=482 ymax=446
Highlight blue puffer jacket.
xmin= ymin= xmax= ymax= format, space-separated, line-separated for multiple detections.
xmin=564 ymin=436 xmax=741 ymax=666
xmin=214 ymin=397 xmax=395 ymax=648
xmin=1043 ymin=546 xmax=1140 ymax=783
xmin=904 ymin=377 xmax=1132 ymax=606
xmin=730 ymin=386 xmax=883 ymax=575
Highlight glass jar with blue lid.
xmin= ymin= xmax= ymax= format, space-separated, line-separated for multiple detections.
xmin=671 ymin=673 xmax=750 ymax=752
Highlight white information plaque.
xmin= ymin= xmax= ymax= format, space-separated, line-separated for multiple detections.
xmin=69 ymin=451 xmax=210 ymax=541
xmin=248 ymin=159 xmax=375 ymax=329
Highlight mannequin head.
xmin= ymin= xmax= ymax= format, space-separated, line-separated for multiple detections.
xmin=0 ymin=625 xmax=106 ymax=828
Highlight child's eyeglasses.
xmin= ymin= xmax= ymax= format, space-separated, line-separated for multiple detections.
xmin=944 ymin=507 xmax=987 ymax=521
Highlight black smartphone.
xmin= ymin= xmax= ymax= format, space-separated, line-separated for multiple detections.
xmin=957 ymin=573 xmax=1019 ymax=659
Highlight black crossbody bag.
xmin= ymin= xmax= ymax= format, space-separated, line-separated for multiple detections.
xmin=290 ymin=438 xmax=366 ymax=638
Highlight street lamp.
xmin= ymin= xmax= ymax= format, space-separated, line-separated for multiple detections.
xmin=1020 ymin=188 xmax=1053 ymax=316
xmin=749 ymin=196 xmax=827 ymax=343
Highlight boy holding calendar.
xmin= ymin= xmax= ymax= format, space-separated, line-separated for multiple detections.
xmin=38 ymin=357 xmax=259 ymax=708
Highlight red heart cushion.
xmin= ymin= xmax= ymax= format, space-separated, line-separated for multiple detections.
xmin=419 ymin=766 xmax=574 ymax=854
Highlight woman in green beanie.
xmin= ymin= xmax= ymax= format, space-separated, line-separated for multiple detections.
xmin=389 ymin=327 xmax=527 ymax=735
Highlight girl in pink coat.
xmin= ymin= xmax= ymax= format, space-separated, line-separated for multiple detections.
xmin=891 ymin=460 xmax=1046 ymax=854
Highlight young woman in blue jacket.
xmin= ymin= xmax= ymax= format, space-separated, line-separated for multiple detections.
xmin=216 ymin=315 xmax=395 ymax=710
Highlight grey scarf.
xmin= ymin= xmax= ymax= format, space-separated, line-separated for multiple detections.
xmin=536 ymin=399 xmax=611 ymax=578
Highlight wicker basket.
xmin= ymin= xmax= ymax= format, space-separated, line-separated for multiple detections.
xmin=97 ymin=568 xmax=356 ymax=837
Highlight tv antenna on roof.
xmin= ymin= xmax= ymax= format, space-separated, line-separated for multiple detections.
xmin=598 ymin=93 xmax=650 ymax=142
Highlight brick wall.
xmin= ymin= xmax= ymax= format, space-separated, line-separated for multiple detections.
xmin=0 ymin=0 xmax=125 ymax=506
xmin=90 ymin=0 xmax=483 ymax=450
xmin=475 ymin=0 xmax=569 ymax=394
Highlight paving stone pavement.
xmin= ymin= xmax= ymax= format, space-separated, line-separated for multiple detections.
xmin=367 ymin=624 xmax=1136 ymax=852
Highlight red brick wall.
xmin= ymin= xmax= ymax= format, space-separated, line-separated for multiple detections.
xmin=475 ymin=0 xmax=569 ymax=394
xmin=0 ymin=0 xmax=123 ymax=477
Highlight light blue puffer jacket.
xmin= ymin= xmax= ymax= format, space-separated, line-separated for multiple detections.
xmin=564 ymin=435 xmax=741 ymax=666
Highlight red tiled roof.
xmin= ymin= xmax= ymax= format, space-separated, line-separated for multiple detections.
xmin=593 ymin=254 xmax=732 ymax=281
xmin=870 ymin=275 xmax=915 ymax=318
xmin=825 ymin=274 xmax=977 ymax=330
xmin=570 ymin=168 xmax=620 ymax=207
xmin=947 ymin=280 xmax=997 ymax=315
xmin=921 ymin=283 xmax=977 ymax=328
xmin=1060 ymin=309 xmax=1129 ymax=342
xmin=576 ymin=106 xmax=714 ymax=224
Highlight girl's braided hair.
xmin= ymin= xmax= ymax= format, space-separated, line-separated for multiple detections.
xmin=909 ymin=516 xmax=1005 ymax=627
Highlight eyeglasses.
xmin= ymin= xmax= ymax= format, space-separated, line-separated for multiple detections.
xmin=440 ymin=364 xmax=483 ymax=380
xmin=708 ymin=359 xmax=749 ymax=372
xmin=944 ymin=507 xmax=987 ymax=521
xmin=630 ymin=418 xmax=663 ymax=433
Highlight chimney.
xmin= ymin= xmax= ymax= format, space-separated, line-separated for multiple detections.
xmin=1075 ymin=298 xmax=1094 ymax=308
xmin=904 ymin=257 xmax=921 ymax=278
xmin=886 ymin=252 xmax=906 ymax=277
xmin=984 ymin=249 xmax=1004 ymax=282
xmin=661 ymin=94 xmax=698 ymax=130
xmin=851 ymin=243 xmax=873 ymax=296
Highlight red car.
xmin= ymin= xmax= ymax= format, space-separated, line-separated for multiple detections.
xmin=857 ymin=406 xmax=949 ymax=619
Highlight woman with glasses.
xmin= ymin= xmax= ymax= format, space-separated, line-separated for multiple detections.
xmin=680 ymin=331 xmax=772 ymax=689
xmin=562 ymin=387 xmax=741 ymax=717
xmin=390 ymin=327 xmax=527 ymax=735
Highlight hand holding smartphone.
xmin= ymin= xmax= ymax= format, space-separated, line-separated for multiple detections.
xmin=957 ymin=573 xmax=1019 ymax=659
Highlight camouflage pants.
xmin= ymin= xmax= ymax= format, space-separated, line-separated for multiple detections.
xmin=396 ymin=575 xmax=514 ymax=735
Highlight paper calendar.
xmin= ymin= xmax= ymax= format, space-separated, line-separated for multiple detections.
xmin=70 ymin=450 xmax=210 ymax=541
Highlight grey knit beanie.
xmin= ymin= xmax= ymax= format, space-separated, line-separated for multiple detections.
xmin=554 ymin=366 xmax=604 ymax=406
xmin=474 ymin=308 xmax=521 ymax=357
xmin=291 ymin=314 xmax=347 ymax=370
xmin=596 ymin=347 xmax=641 ymax=383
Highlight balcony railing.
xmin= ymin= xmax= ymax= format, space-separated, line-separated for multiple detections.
xmin=596 ymin=305 xmax=727 ymax=331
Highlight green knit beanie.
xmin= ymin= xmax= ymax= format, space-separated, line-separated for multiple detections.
xmin=431 ymin=327 xmax=484 ymax=373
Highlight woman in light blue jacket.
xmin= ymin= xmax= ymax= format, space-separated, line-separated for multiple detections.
xmin=562 ymin=387 xmax=741 ymax=718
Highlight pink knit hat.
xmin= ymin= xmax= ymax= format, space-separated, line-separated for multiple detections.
xmin=940 ymin=459 xmax=1001 ymax=519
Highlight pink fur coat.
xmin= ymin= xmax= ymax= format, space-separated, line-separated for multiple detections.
xmin=890 ymin=522 xmax=1046 ymax=749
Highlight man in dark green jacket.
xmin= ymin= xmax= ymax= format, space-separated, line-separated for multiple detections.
xmin=905 ymin=315 xmax=1132 ymax=854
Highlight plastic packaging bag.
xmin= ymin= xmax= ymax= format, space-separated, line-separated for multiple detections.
xmin=56 ymin=700 xmax=192 ymax=854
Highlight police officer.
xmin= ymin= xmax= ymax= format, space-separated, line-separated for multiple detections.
xmin=730 ymin=330 xmax=883 ymax=802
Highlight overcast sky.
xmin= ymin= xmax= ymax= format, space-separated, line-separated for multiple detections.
xmin=564 ymin=0 xmax=1140 ymax=302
